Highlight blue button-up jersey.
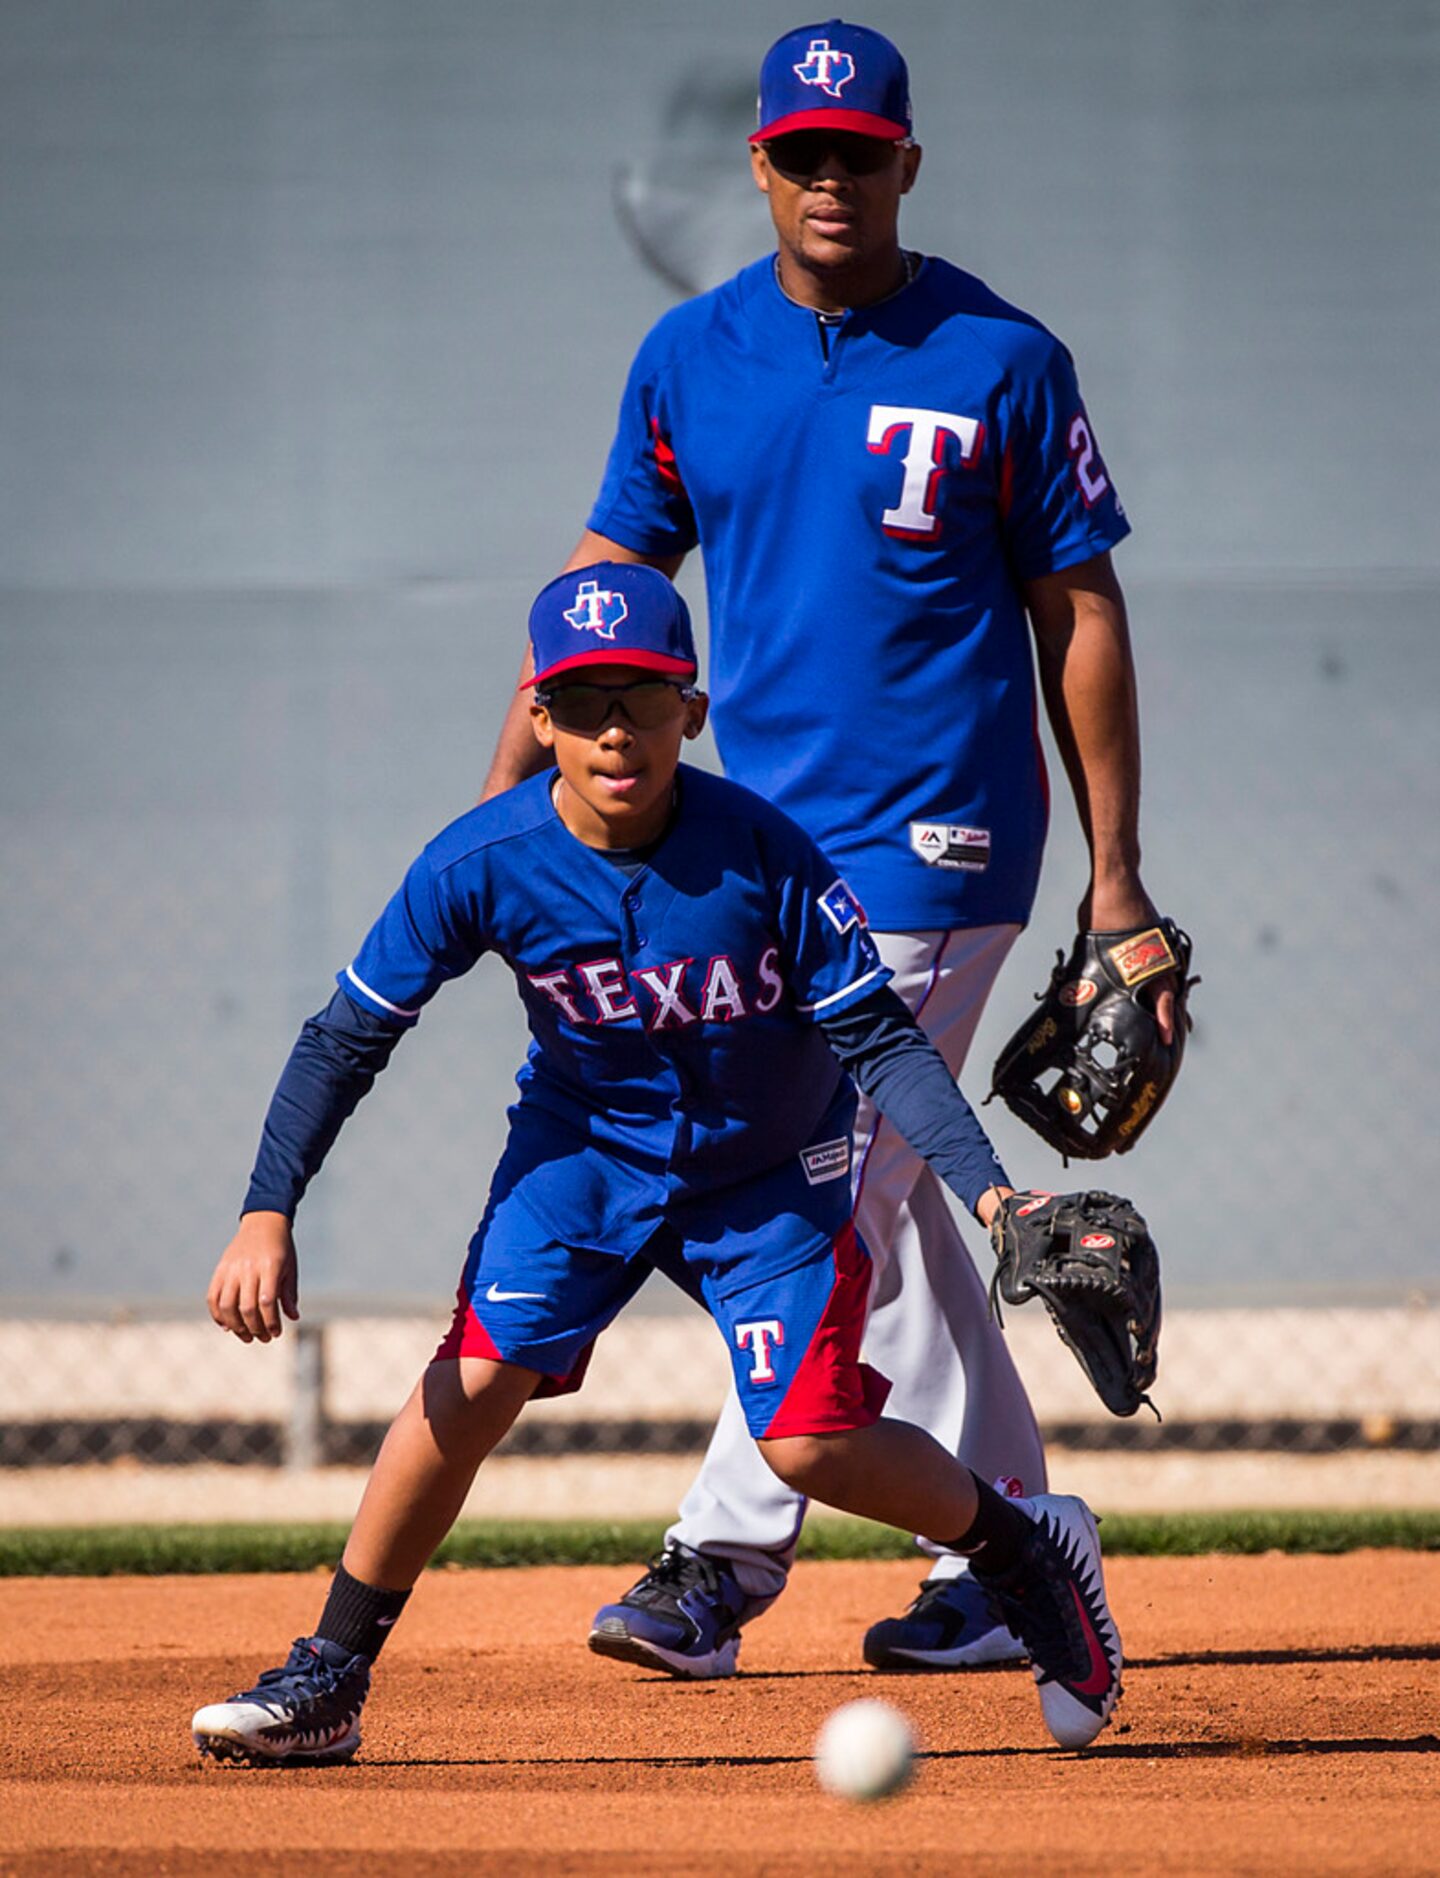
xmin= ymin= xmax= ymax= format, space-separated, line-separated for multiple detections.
xmin=588 ymin=255 xmax=1131 ymax=930
xmin=339 ymin=767 xmax=889 ymax=1255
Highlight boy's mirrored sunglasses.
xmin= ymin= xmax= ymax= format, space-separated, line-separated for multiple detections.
xmin=761 ymin=131 xmax=909 ymax=177
xmin=534 ymin=677 xmax=697 ymax=732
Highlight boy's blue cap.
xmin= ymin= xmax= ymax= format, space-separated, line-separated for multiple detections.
xmin=750 ymin=20 xmax=911 ymax=144
xmin=526 ymin=563 xmax=697 ymax=688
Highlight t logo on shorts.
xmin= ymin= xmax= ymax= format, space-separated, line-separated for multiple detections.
xmin=735 ymin=1318 xmax=785 ymax=1383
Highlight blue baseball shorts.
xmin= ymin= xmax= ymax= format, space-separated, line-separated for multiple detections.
xmin=434 ymin=1181 xmax=889 ymax=1439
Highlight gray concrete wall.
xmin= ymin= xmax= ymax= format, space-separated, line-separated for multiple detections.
xmin=3 ymin=2 xmax=1437 ymax=1304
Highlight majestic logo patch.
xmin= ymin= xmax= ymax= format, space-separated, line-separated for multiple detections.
xmin=563 ymin=579 xmax=629 ymax=641
xmin=909 ymin=822 xmax=991 ymax=872
xmin=793 ymin=37 xmax=855 ymax=96
xmin=1108 ymin=927 xmax=1176 ymax=987
xmin=801 ymin=1138 xmax=851 ymax=1185
xmin=1059 ymin=979 xmax=1098 ymax=1007
xmin=818 ymin=878 xmax=868 ymax=934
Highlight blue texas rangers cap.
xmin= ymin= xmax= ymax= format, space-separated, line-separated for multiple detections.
xmin=750 ymin=19 xmax=912 ymax=144
xmin=526 ymin=562 xmax=698 ymax=688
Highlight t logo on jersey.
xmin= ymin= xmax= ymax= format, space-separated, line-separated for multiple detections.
xmin=793 ymin=38 xmax=856 ymax=96
xmin=735 ymin=1318 xmax=785 ymax=1384
xmin=867 ymin=405 xmax=984 ymax=540
xmin=563 ymin=579 xmax=629 ymax=640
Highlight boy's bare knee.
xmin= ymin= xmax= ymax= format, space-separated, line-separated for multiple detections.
xmin=758 ymin=1431 xmax=849 ymax=1494
xmin=417 ymin=1356 xmax=540 ymax=1448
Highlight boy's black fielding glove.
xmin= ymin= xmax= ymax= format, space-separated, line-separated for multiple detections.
xmin=988 ymin=1190 xmax=1161 ymax=1419
xmin=989 ymin=921 xmax=1196 ymax=1160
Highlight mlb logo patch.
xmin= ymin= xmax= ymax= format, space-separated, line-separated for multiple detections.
xmin=563 ymin=579 xmax=629 ymax=641
xmin=909 ymin=822 xmax=991 ymax=872
xmin=818 ymin=879 xmax=868 ymax=934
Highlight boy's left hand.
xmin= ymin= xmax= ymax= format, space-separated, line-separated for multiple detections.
xmin=208 ymin=1211 xmax=300 ymax=1343
xmin=974 ymin=1185 xmax=1014 ymax=1230
xmin=987 ymin=1189 xmax=1161 ymax=1417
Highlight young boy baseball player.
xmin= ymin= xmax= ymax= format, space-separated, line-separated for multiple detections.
xmin=192 ymin=563 xmax=1122 ymax=1765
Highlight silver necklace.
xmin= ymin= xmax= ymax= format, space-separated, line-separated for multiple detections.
xmin=774 ymin=248 xmax=919 ymax=315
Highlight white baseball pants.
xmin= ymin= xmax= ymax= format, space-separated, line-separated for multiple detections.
xmin=667 ymin=924 xmax=1049 ymax=1604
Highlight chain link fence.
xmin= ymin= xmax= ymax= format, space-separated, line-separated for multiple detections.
xmin=2 ymin=1301 xmax=1436 ymax=1477
xmin=2 ymin=579 xmax=1438 ymax=1500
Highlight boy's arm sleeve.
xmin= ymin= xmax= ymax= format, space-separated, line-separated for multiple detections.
xmin=819 ymin=986 xmax=1010 ymax=1216
xmin=243 ymin=830 xmax=489 ymax=1218
xmin=339 ymin=841 xmax=487 ymax=1026
xmin=242 ymin=988 xmax=407 ymax=1218
xmin=771 ymin=826 xmax=891 ymax=1020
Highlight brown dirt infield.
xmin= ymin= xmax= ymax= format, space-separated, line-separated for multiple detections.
xmin=2 ymin=1554 xmax=1437 ymax=1875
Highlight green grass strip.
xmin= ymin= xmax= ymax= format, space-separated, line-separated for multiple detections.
xmin=1 ymin=1507 xmax=1436 ymax=1577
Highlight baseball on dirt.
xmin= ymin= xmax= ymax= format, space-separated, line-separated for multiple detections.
xmin=813 ymin=1698 xmax=917 ymax=1801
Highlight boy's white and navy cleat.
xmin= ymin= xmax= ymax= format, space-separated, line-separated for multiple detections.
xmin=191 ymin=1636 xmax=370 ymax=1765
xmin=972 ymin=1492 xmax=1123 ymax=1749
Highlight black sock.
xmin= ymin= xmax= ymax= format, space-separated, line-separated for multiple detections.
xmin=940 ymin=1473 xmax=1032 ymax=1579
xmin=316 ymin=1562 xmax=411 ymax=1661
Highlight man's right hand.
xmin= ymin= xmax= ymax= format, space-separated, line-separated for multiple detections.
xmin=207 ymin=1210 xmax=299 ymax=1343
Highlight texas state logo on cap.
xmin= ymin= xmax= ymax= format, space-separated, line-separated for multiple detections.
xmin=750 ymin=18 xmax=912 ymax=143
xmin=526 ymin=563 xmax=698 ymax=687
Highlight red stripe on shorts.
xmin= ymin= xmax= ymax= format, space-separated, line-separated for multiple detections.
xmin=433 ymin=1290 xmax=595 ymax=1399
xmin=759 ymin=1221 xmax=891 ymax=1438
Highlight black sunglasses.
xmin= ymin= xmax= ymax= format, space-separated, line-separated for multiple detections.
xmin=762 ymin=131 xmax=906 ymax=178
xmin=534 ymin=676 xmax=696 ymax=733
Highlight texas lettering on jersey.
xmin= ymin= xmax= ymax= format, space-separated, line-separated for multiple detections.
xmin=527 ymin=948 xmax=785 ymax=1031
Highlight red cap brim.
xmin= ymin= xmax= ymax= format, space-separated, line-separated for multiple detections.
xmin=525 ymin=648 xmax=698 ymax=689
xmin=750 ymin=109 xmax=910 ymax=143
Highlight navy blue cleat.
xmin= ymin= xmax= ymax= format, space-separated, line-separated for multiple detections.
xmin=589 ymin=1542 xmax=750 ymax=1679
xmin=972 ymin=1493 xmax=1123 ymax=1749
xmin=191 ymin=1637 xmax=370 ymax=1766
xmin=863 ymin=1571 xmax=1027 ymax=1670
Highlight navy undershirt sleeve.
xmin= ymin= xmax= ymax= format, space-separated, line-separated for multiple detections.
xmin=242 ymin=988 xmax=407 ymax=1218
xmin=243 ymin=982 xmax=1005 ymax=1222
xmin=818 ymin=986 xmax=1009 ymax=1215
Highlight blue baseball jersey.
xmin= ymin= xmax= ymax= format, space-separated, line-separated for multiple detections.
xmin=340 ymin=766 xmax=889 ymax=1262
xmin=588 ymin=255 xmax=1132 ymax=931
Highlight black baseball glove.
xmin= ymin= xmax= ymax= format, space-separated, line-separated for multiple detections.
xmin=990 ymin=920 xmax=1196 ymax=1160
xmin=989 ymin=1189 xmax=1161 ymax=1418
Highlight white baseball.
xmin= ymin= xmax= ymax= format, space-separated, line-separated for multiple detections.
xmin=813 ymin=1698 xmax=917 ymax=1802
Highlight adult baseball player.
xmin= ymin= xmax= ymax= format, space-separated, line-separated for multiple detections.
xmin=482 ymin=18 xmax=1174 ymax=1677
